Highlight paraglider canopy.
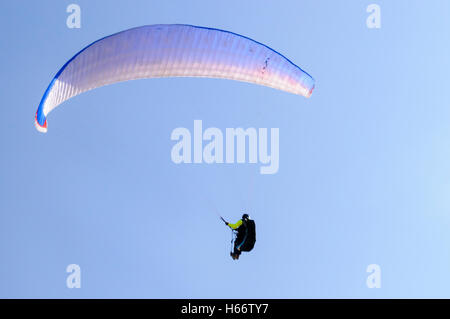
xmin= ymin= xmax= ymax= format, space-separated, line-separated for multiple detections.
xmin=35 ymin=24 xmax=315 ymax=132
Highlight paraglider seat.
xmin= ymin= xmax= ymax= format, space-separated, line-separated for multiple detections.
xmin=239 ymin=219 xmax=256 ymax=252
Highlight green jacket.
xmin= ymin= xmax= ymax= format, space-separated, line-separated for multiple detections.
xmin=227 ymin=219 xmax=243 ymax=230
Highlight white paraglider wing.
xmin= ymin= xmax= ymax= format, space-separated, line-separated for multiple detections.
xmin=35 ymin=24 xmax=315 ymax=132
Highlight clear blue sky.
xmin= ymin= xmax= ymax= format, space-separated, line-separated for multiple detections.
xmin=1 ymin=0 xmax=450 ymax=298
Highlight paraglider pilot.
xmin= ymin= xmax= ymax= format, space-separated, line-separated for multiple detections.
xmin=224 ymin=214 xmax=256 ymax=260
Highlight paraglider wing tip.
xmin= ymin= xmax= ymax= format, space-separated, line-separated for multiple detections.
xmin=34 ymin=115 xmax=48 ymax=133
xmin=306 ymin=83 xmax=315 ymax=98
